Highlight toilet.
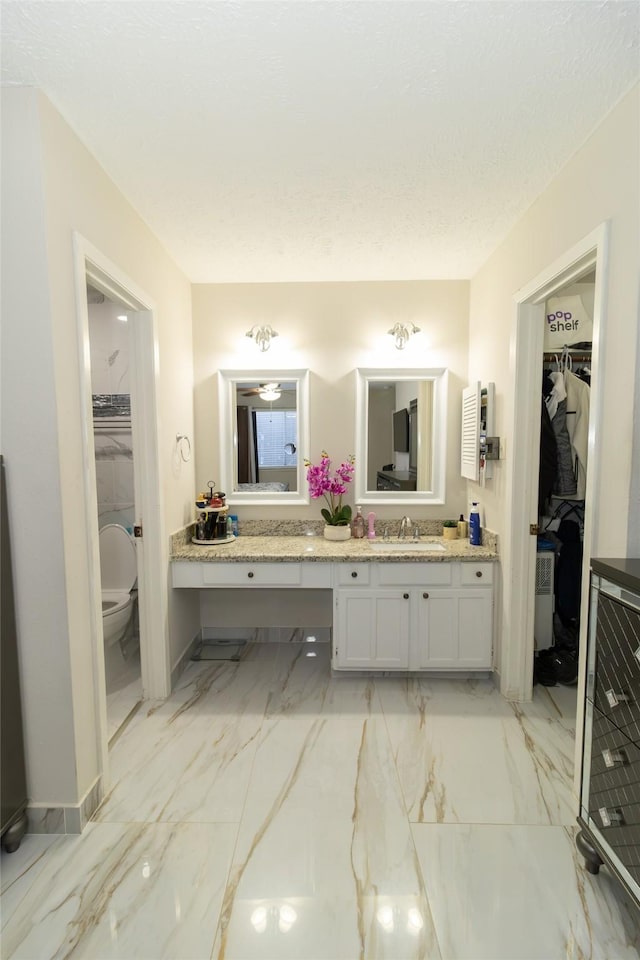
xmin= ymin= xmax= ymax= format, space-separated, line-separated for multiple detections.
xmin=99 ymin=523 xmax=137 ymax=649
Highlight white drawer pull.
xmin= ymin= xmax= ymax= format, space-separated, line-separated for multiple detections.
xmin=599 ymin=807 xmax=624 ymax=828
xmin=602 ymin=749 xmax=627 ymax=768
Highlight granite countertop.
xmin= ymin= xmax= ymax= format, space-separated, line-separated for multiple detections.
xmin=171 ymin=534 xmax=498 ymax=563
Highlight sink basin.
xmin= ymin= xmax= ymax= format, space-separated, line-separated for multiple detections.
xmin=369 ymin=540 xmax=446 ymax=553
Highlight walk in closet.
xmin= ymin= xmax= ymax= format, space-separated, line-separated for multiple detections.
xmin=534 ymin=277 xmax=595 ymax=700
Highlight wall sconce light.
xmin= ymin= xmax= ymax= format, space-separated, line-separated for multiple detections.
xmin=246 ymin=324 xmax=278 ymax=352
xmin=388 ymin=322 xmax=420 ymax=350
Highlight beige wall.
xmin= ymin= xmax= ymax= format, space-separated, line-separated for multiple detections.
xmin=468 ymin=84 xmax=640 ymax=673
xmin=192 ymin=280 xmax=470 ymax=522
xmin=1 ymin=89 xmax=196 ymax=807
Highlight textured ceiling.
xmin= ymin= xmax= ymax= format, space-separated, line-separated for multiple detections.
xmin=2 ymin=1 xmax=638 ymax=282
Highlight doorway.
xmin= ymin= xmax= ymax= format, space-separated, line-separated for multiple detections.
xmin=73 ymin=234 xmax=171 ymax=790
xmin=501 ymin=223 xmax=608 ymax=794
xmin=534 ymin=270 xmax=596 ymax=724
xmin=87 ymin=283 xmax=142 ymax=741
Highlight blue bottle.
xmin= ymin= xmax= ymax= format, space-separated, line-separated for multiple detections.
xmin=469 ymin=502 xmax=482 ymax=546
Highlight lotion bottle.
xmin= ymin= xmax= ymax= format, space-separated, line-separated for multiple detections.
xmin=352 ymin=505 xmax=365 ymax=539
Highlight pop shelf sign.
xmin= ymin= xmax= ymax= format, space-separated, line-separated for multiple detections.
xmin=544 ymin=293 xmax=594 ymax=349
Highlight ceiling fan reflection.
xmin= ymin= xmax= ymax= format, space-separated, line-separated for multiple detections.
xmin=241 ymin=382 xmax=281 ymax=400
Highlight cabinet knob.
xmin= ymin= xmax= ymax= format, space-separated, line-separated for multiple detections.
xmin=599 ymin=806 xmax=624 ymax=828
xmin=602 ymin=748 xmax=627 ymax=768
xmin=605 ymin=689 xmax=630 ymax=709
xmin=423 ymin=592 xmax=429 ymax=599
xmin=403 ymin=593 xmax=409 ymax=600
xmin=351 ymin=571 xmax=358 ymax=578
xmin=475 ymin=570 xmax=483 ymax=578
xmin=247 ymin=571 xmax=254 ymax=579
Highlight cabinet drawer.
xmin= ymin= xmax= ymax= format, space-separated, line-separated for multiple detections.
xmin=378 ymin=563 xmax=452 ymax=587
xmin=336 ymin=564 xmax=371 ymax=586
xmin=592 ymin=591 xmax=640 ymax=742
xmin=590 ymin=710 xmax=640 ymax=801
xmin=202 ymin=563 xmax=302 ymax=586
xmin=587 ymin=710 xmax=640 ymax=886
xmin=460 ymin=562 xmax=494 ymax=586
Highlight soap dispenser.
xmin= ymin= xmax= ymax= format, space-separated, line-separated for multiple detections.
xmin=352 ymin=505 xmax=365 ymax=539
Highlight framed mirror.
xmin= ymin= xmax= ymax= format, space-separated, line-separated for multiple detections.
xmin=355 ymin=368 xmax=448 ymax=504
xmin=218 ymin=369 xmax=310 ymax=505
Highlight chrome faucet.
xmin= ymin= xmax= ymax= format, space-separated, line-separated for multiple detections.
xmin=398 ymin=515 xmax=412 ymax=540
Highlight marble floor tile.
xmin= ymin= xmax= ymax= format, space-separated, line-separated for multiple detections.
xmin=544 ymin=682 xmax=579 ymax=722
xmin=96 ymin=660 xmax=271 ymax=823
xmin=265 ymin=641 xmax=380 ymax=719
xmin=378 ymin=677 xmax=576 ymax=825
xmin=411 ymin=822 xmax=640 ymax=959
xmin=1 ymin=822 xmax=236 ymax=960
xmin=212 ymin=715 xmax=440 ymax=958
xmin=107 ymin=666 xmax=142 ymax=743
xmin=2 ymin=645 xmax=633 ymax=960
xmin=0 ymin=835 xmax=60 ymax=927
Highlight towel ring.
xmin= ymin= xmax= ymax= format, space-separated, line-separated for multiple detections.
xmin=176 ymin=434 xmax=191 ymax=463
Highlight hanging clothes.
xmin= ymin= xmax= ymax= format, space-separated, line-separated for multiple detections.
xmin=543 ymin=370 xmax=566 ymax=420
xmin=555 ymin=518 xmax=583 ymax=628
xmin=550 ymin=399 xmax=577 ymax=497
xmin=539 ymin=398 xmax=557 ymax=514
xmin=564 ymin=369 xmax=590 ymax=499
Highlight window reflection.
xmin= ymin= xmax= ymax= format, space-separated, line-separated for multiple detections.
xmin=234 ymin=382 xmax=298 ymax=493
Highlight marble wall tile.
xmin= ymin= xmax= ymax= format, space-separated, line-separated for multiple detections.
xmin=94 ymin=459 xmax=114 ymax=505
xmin=412 ymin=823 xmax=640 ymax=959
xmin=81 ymin=780 xmax=103 ymax=829
xmin=26 ymin=806 xmax=65 ymax=835
xmin=1 ymin=822 xmax=236 ymax=960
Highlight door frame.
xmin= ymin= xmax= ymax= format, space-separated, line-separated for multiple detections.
xmin=73 ymin=234 xmax=171 ymax=786
xmin=502 ymin=222 xmax=609 ymax=787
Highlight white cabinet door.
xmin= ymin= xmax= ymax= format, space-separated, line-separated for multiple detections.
xmin=335 ymin=590 xmax=410 ymax=669
xmin=457 ymin=591 xmax=493 ymax=668
xmin=414 ymin=588 xmax=492 ymax=670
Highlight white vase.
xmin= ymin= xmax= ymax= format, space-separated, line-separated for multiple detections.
xmin=323 ymin=524 xmax=351 ymax=542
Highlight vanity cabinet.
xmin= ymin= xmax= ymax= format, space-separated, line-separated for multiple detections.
xmin=333 ymin=561 xmax=493 ymax=672
xmin=171 ymin=553 xmax=495 ymax=674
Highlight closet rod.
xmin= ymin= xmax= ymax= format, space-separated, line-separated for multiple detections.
xmin=543 ymin=352 xmax=592 ymax=363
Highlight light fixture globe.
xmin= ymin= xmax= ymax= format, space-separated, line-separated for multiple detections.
xmin=246 ymin=324 xmax=278 ymax=352
xmin=387 ymin=322 xmax=420 ymax=350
